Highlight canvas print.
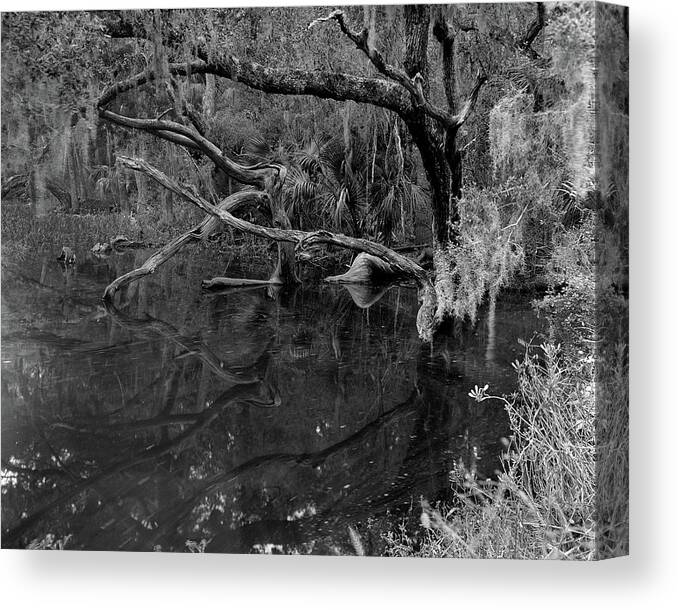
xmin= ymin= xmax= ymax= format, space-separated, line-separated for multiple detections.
xmin=1 ymin=3 xmax=628 ymax=559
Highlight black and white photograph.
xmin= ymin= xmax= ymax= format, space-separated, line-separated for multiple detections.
xmin=1 ymin=1 xmax=628 ymax=563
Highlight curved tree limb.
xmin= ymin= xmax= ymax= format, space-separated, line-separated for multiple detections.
xmin=114 ymin=156 xmax=431 ymax=289
xmin=152 ymin=129 xmax=202 ymax=150
xmin=97 ymin=13 xmax=410 ymax=117
xmin=310 ymin=9 xmax=462 ymax=128
xmin=202 ymin=277 xmax=282 ymax=290
xmin=97 ymin=59 xmax=411 ymax=117
xmin=99 ymin=108 xmax=279 ymax=188
xmin=103 ymin=190 xmax=269 ymax=300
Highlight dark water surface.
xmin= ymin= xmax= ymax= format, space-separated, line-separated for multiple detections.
xmin=1 ymin=246 xmax=543 ymax=553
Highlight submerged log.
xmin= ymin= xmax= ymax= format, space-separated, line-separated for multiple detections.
xmin=324 ymin=252 xmax=402 ymax=284
xmin=110 ymin=235 xmax=141 ymax=249
xmin=92 ymin=235 xmax=146 ymax=255
xmin=202 ymin=277 xmax=282 ymax=290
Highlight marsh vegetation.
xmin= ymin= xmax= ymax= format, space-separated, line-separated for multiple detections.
xmin=1 ymin=3 xmax=627 ymax=558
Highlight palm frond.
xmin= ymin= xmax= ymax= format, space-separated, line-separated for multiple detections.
xmin=319 ymin=136 xmax=346 ymax=186
xmin=243 ymin=134 xmax=272 ymax=161
xmin=284 ymin=166 xmax=319 ymax=216
xmin=294 ymin=139 xmax=322 ymax=175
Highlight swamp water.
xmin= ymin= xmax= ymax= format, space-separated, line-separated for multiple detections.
xmin=1 ymin=243 xmax=544 ymax=553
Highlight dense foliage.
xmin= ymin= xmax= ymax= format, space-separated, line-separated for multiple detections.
xmin=1 ymin=3 xmax=628 ymax=558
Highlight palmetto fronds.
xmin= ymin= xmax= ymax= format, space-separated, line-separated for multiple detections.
xmin=369 ymin=176 xmax=429 ymax=244
xmin=244 ymin=126 xmax=427 ymax=240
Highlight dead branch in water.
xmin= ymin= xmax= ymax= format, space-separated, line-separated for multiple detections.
xmin=202 ymin=277 xmax=282 ymax=289
xmin=102 ymin=190 xmax=269 ymax=300
xmin=107 ymin=156 xmax=439 ymax=339
xmin=110 ymin=156 xmax=431 ymax=290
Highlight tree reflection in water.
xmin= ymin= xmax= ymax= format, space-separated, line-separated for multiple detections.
xmin=1 ymin=251 xmax=542 ymax=553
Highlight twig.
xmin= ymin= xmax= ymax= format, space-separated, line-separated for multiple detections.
xmin=156 ymin=107 xmax=173 ymax=120
xmin=501 ymin=203 xmax=530 ymax=233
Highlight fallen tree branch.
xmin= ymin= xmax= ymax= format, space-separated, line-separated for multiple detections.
xmin=108 ymin=155 xmax=437 ymax=340
xmin=324 ymin=252 xmax=406 ymax=284
xmin=202 ymin=277 xmax=282 ymax=290
xmin=114 ymin=156 xmax=431 ymax=289
xmin=103 ymin=190 xmax=268 ymax=300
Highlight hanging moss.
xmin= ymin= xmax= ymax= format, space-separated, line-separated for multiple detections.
xmin=435 ymin=186 xmax=524 ymax=323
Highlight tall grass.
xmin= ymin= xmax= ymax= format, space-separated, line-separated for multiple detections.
xmin=1 ymin=205 xmax=145 ymax=262
xmin=384 ymin=329 xmax=628 ymax=560
xmin=0 ymin=203 xmax=279 ymax=272
xmin=1 ymin=203 xmax=203 ymax=261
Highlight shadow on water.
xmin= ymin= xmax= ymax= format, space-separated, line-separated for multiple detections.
xmin=1 ymin=247 xmax=544 ymax=553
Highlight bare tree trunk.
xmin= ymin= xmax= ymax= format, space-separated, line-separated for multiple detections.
xmin=204 ymin=73 xmax=215 ymax=117
xmin=68 ymin=144 xmax=80 ymax=212
xmin=118 ymin=173 xmax=130 ymax=214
